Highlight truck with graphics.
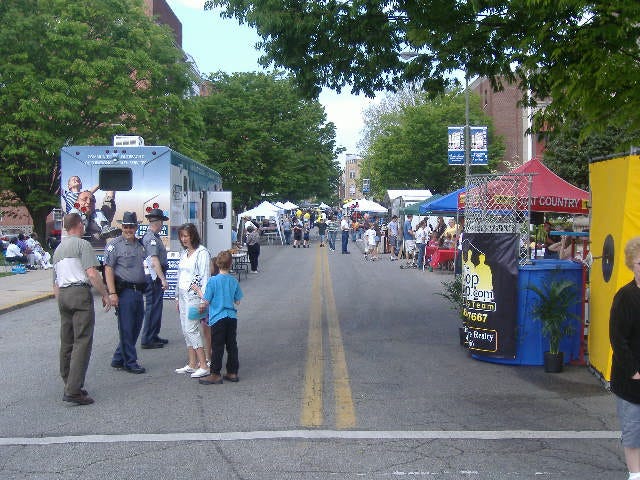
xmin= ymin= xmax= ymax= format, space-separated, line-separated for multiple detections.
xmin=60 ymin=136 xmax=232 ymax=297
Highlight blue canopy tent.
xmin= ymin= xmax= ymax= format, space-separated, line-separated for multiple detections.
xmin=419 ymin=187 xmax=465 ymax=215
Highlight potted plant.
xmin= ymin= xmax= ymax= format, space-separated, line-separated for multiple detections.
xmin=528 ymin=278 xmax=580 ymax=373
xmin=437 ymin=276 xmax=467 ymax=347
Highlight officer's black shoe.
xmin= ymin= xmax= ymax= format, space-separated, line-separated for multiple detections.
xmin=154 ymin=337 xmax=169 ymax=344
xmin=141 ymin=342 xmax=164 ymax=349
xmin=125 ymin=365 xmax=146 ymax=374
xmin=111 ymin=361 xmax=124 ymax=369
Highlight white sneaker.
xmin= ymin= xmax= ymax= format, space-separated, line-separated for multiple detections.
xmin=175 ymin=365 xmax=196 ymax=374
xmin=190 ymin=367 xmax=210 ymax=378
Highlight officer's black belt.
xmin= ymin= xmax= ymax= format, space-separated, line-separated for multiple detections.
xmin=60 ymin=283 xmax=90 ymax=288
xmin=116 ymin=281 xmax=147 ymax=292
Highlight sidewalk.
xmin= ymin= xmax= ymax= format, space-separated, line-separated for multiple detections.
xmin=0 ymin=268 xmax=54 ymax=315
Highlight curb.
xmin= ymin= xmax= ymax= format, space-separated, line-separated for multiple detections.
xmin=0 ymin=293 xmax=54 ymax=315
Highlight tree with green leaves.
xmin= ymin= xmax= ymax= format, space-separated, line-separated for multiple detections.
xmin=360 ymin=90 xmax=503 ymax=198
xmin=205 ymin=0 xmax=640 ymax=134
xmin=0 ymin=0 xmax=198 ymax=237
xmin=542 ymin=121 xmax=640 ymax=190
xmin=196 ymin=72 xmax=342 ymax=209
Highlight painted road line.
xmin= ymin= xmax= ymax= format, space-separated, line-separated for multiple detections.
xmin=0 ymin=430 xmax=620 ymax=446
xmin=300 ymin=249 xmax=324 ymax=427
xmin=322 ymin=246 xmax=356 ymax=429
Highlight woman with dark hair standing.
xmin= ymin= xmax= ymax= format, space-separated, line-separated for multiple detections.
xmin=174 ymin=223 xmax=211 ymax=378
xmin=610 ymin=236 xmax=640 ymax=480
xmin=245 ymin=224 xmax=261 ymax=273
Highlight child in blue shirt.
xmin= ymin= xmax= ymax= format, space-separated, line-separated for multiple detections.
xmin=191 ymin=250 xmax=243 ymax=384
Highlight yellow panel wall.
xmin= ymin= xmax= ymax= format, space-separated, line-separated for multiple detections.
xmin=588 ymin=155 xmax=640 ymax=381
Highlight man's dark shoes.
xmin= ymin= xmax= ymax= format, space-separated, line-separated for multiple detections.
xmin=141 ymin=342 xmax=164 ymax=349
xmin=198 ymin=373 xmax=223 ymax=385
xmin=154 ymin=337 xmax=169 ymax=344
xmin=124 ymin=364 xmax=146 ymax=374
xmin=223 ymin=373 xmax=239 ymax=383
xmin=63 ymin=393 xmax=94 ymax=405
xmin=111 ymin=361 xmax=124 ymax=369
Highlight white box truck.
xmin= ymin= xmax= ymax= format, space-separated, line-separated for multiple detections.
xmin=60 ymin=137 xmax=232 ymax=297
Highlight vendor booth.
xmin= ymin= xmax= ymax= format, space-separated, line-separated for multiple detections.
xmin=419 ymin=187 xmax=465 ymax=216
xmin=238 ymin=201 xmax=284 ymax=245
xmin=463 ymin=159 xmax=590 ymax=366
xmin=343 ymin=199 xmax=388 ymax=214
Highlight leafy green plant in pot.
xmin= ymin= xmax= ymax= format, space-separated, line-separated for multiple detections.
xmin=527 ymin=278 xmax=580 ymax=373
xmin=437 ymin=275 xmax=467 ymax=347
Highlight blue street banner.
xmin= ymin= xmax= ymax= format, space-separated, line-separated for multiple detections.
xmin=448 ymin=126 xmax=465 ymax=165
xmin=470 ymin=126 xmax=488 ymax=165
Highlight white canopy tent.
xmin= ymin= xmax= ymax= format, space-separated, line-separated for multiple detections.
xmin=237 ymin=201 xmax=284 ymax=245
xmin=318 ymin=202 xmax=331 ymax=210
xmin=238 ymin=201 xmax=281 ymax=220
xmin=274 ymin=201 xmax=286 ymax=209
xmin=343 ymin=199 xmax=388 ymax=213
xmin=282 ymin=201 xmax=298 ymax=210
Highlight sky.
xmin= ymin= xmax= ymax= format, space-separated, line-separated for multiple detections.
xmin=166 ymin=0 xmax=376 ymax=159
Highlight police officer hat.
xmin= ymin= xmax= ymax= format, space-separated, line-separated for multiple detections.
xmin=119 ymin=211 xmax=140 ymax=225
xmin=145 ymin=208 xmax=169 ymax=221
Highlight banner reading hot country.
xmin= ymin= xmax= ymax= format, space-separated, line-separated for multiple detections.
xmin=462 ymin=233 xmax=519 ymax=358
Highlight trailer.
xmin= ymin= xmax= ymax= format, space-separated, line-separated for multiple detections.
xmin=60 ymin=137 xmax=232 ymax=297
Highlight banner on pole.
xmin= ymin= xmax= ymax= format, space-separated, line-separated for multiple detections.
xmin=447 ymin=126 xmax=465 ymax=165
xmin=470 ymin=126 xmax=488 ymax=165
xmin=448 ymin=126 xmax=488 ymax=165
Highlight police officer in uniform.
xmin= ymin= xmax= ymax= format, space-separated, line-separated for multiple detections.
xmin=105 ymin=211 xmax=147 ymax=374
xmin=141 ymin=208 xmax=169 ymax=348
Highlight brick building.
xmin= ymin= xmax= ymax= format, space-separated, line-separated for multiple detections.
xmin=470 ymin=77 xmax=547 ymax=170
xmin=342 ymin=154 xmax=364 ymax=200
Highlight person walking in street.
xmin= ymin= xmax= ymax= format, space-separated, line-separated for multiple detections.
xmin=191 ymin=251 xmax=244 ymax=385
xmin=292 ymin=219 xmax=303 ymax=248
xmin=326 ymin=216 xmax=339 ymax=251
xmin=317 ymin=217 xmax=327 ymax=247
xmin=415 ymin=220 xmax=427 ymax=270
xmin=104 ymin=212 xmax=148 ymax=374
xmin=53 ymin=213 xmax=111 ymax=405
xmin=282 ymin=216 xmax=292 ymax=245
xmin=340 ymin=216 xmax=351 ymax=254
xmin=403 ymin=214 xmax=416 ymax=261
xmin=609 ymin=236 xmax=640 ymax=480
xmin=174 ymin=223 xmax=211 ymax=378
xmin=245 ymin=223 xmax=261 ymax=273
xmin=141 ymin=208 xmax=170 ymax=349
xmin=387 ymin=215 xmax=399 ymax=261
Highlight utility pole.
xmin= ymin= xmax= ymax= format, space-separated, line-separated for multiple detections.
xmin=464 ymin=73 xmax=471 ymax=180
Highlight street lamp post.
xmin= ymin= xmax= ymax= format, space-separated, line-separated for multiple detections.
xmin=464 ymin=73 xmax=471 ymax=180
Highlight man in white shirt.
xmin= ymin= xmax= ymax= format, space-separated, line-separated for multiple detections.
xmin=340 ymin=216 xmax=351 ymax=254
xmin=53 ymin=213 xmax=110 ymax=405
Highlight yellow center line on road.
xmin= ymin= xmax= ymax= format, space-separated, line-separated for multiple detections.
xmin=322 ymin=247 xmax=356 ymax=429
xmin=301 ymin=246 xmax=355 ymax=429
xmin=301 ymin=249 xmax=324 ymax=427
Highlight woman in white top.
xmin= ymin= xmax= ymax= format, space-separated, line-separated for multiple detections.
xmin=175 ymin=223 xmax=212 ymax=378
xmin=415 ymin=221 xmax=427 ymax=270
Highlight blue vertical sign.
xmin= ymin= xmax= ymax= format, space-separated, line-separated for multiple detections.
xmin=470 ymin=126 xmax=488 ymax=165
xmin=448 ymin=126 xmax=465 ymax=165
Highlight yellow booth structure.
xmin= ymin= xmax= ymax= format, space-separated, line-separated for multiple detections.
xmin=588 ymin=154 xmax=640 ymax=382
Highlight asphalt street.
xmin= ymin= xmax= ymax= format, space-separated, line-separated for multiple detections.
xmin=0 ymin=239 xmax=626 ymax=479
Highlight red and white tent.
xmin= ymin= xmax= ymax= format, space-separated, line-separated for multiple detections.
xmin=510 ymin=158 xmax=589 ymax=215
xmin=459 ymin=158 xmax=589 ymax=215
